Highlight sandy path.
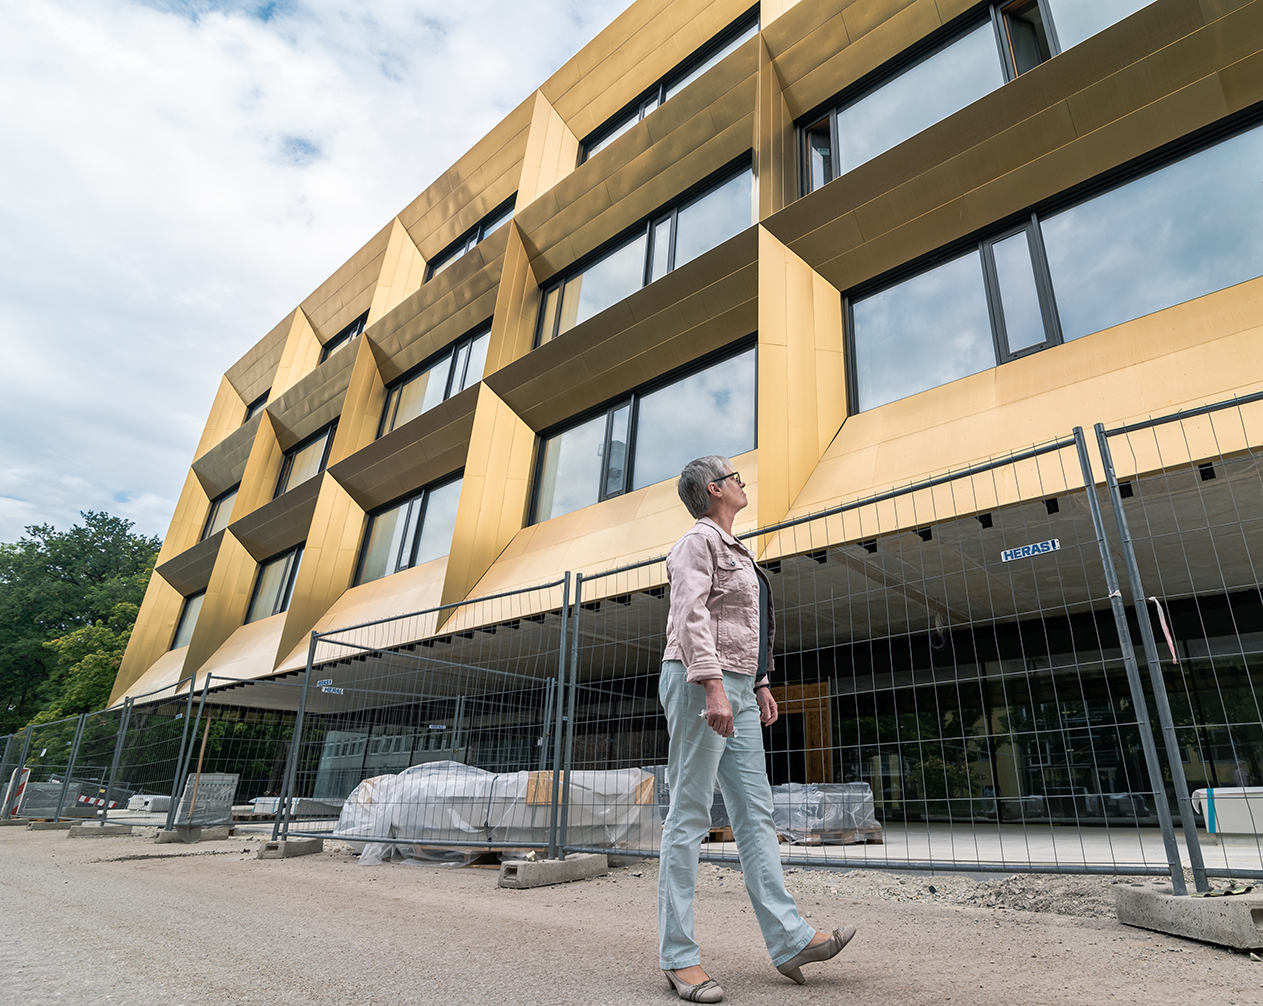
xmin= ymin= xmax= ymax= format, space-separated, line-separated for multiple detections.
xmin=0 ymin=829 xmax=1256 ymax=1006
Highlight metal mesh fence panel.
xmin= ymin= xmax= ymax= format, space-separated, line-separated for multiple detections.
xmin=565 ymin=436 xmax=1194 ymax=877
xmin=1099 ymin=390 xmax=1263 ymax=880
xmin=273 ymin=578 xmax=572 ymax=856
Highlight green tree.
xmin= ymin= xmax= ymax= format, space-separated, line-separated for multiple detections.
xmin=0 ymin=512 xmax=160 ymax=732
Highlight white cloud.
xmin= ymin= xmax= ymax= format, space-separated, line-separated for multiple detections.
xmin=0 ymin=0 xmax=627 ymax=542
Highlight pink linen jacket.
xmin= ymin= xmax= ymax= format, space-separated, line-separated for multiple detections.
xmin=663 ymin=517 xmax=776 ymax=683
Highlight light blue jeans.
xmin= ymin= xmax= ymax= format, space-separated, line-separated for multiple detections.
xmin=657 ymin=660 xmax=814 ymax=970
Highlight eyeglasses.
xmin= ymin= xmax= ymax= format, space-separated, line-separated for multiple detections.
xmin=710 ymin=471 xmax=740 ymax=486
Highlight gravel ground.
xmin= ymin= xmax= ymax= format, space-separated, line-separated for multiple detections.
xmin=0 ymin=828 xmax=1258 ymax=1006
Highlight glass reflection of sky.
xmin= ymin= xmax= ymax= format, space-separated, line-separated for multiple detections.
xmin=1045 ymin=0 xmax=1153 ymax=50
xmin=853 ymin=252 xmax=995 ymax=412
xmin=537 ymin=413 xmax=606 ymax=521
xmin=566 ymin=233 xmax=647 ymax=331
xmin=1043 ymin=124 xmax=1263 ymax=342
xmin=633 ymin=347 xmax=756 ymax=490
xmin=414 ymin=478 xmax=463 ymax=566
xmin=837 ymin=22 xmax=1004 ymax=175
xmin=673 ymin=169 xmax=753 ymax=271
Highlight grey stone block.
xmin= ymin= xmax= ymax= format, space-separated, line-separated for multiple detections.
xmin=0 ymin=818 xmax=30 ymax=826
xmin=257 ymin=837 xmax=324 ymax=859
xmin=26 ymin=821 xmax=75 ymax=831
xmin=154 ymin=825 xmax=233 ymax=844
xmin=67 ymin=824 xmax=133 ymax=838
xmin=498 ymin=853 xmax=608 ymax=889
xmin=1116 ymin=883 xmax=1263 ymax=949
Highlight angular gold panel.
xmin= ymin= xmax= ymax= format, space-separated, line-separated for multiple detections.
xmin=756 ymin=226 xmax=846 ymax=529
xmin=194 ymin=377 xmax=248 ymax=462
xmin=233 ymin=411 xmax=285 ymax=524
xmin=270 ymin=308 xmax=321 ymax=399
xmin=111 ymin=572 xmax=190 ymax=703
xmin=439 ymin=385 xmax=537 ymax=614
xmin=519 ymin=91 xmax=581 ymax=207
xmin=181 ymin=530 xmax=263 ymax=680
xmin=755 ymin=35 xmax=795 ymax=219
xmin=367 ymin=218 xmax=428 ymax=325
xmin=329 ymin=335 xmax=387 ymax=467
xmin=274 ymin=474 xmax=367 ymax=670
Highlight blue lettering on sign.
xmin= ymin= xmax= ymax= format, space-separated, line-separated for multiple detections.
xmin=316 ymin=679 xmax=333 ymax=687
xmin=321 ymin=686 xmax=345 ymax=695
xmin=1001 ymin=538 xmax=1061 ymax=563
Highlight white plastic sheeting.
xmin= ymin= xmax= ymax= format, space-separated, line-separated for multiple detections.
xmin=334 ymin=761 xmax=657 ymax=863
xmin=771 ymin=782 xmax=878 ymax=843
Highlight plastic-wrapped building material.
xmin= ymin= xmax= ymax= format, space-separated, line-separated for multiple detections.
xmin=771 ymin=782 xmax=880 ymax=844
xmin=487 ymin=768 xmax=656 ymax=848
xmin=333 ymin=761 xmax=657 ymax=859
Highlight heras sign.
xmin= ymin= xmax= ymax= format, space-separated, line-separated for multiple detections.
xmin=1001 ymin=539 xmax=1061 ymax=563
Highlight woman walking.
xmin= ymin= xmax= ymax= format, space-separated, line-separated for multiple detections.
xmin=659 ymin=456 xmax=856 ymax=1002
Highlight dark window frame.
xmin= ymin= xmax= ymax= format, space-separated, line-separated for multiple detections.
xmin=797 ymin=2 xmax=1066 ymax=197
xmin=201 ymin=484 xmax=241 ymax=541
xmin=319 ymin=312 xmax=370 ymax=365
xmin=528 ymin=337 xmax=758 ymax=524
xmin=377 ymin=323 xmax=492 ymax=439
xmin=243 ymin=390 xmax=270 ymax=424
xmin=170 ymin=590 xmax=206 ymax=650
xmin=578 ymin=6 xmax=760 ymax=164
xmin=425 ymin=195 xmax=517 ymax=282
xmin=245 ymin=544 xmax=304 ymax=624
xmin=353 ymin=472 xmax=465 ymax=585
xmin=534 ymin=156 xmax=754 ymax=348
xmin=840 ymin=107 xmax=1263 ymax=415
xmin=274 ymin=421 xmax=338 ymax=499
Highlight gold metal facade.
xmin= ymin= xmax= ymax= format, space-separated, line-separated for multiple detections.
xmin=113 ymin=0 xmax=1263 ymax=703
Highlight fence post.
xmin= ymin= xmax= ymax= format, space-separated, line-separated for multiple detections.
xmin=0 ymin=734 xmax=14 ymax=796
xmin=1075 ymin=428 xmax=1189 ymax=894
xmin=99 ymin=698 xmax=133 ymax=827
xmin=1094 ymin=424 xmax=1210 ymax=893
xmin=273 ymin=633 xmax=316 ymax=842
xmin=53 ymin=713 xmax=88 ymax=822
xmin=557 ymin=572 xmax=584 ymax=860
xmin=547 ymin=572 xmax=572 ymax=860
xmin=164 ymin=677 xmax=199 ymax=832
xmin=4 ymin=725 xmax=34 ymax=819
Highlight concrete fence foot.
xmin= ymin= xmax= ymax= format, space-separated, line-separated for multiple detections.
xmin=498 ymin=853 xmax=608 ymax=889
xmin=257 ymin=838 xmax=323 ymax=859
xmin=68 ymin=824 xmax=133 ymax=839
xmin=1116 ymin=883 xmax=1263 ymax=949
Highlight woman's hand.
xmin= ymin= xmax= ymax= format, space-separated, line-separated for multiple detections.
xmin=702 ymin=678 xmax=734 ymax=737
xmin=756 ymin=687 xmax=778 ymax=727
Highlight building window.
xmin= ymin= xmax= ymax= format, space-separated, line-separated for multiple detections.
xmin=378 ymin=327 xmax=490 ymax=438
xmin=171 ymin=591 xmax=205 ymax=650
xmin=243 ymin=390 xmax=269 ymax=424
xmin=275 ymin=422 xmax=337 ymax=498
xmin=536 ymin=164 xmax=753 ymax=346
xmin=426 ymin=197 xmax=516 ymax=282
xmin=800 ymin=1 xmax=1156 ymax=194
xmin=581 ymin=8 xmax=759 ymax=162
xmin=532 ymin=343 xmax=756 ymax=523
xmin=245 ymin=546 xmax=303 ymax=624
xmin=355 ymin=476 xmax=464 ymax=585
xmin=202 ymin=486 xmax=239 ymax=540
xmin=847 ymin=118 xmax=1263 ymax=412
xmin=319 ymin=312 xmax=369 ymax=364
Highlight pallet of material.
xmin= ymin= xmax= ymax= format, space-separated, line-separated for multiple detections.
xmin=705 ymin=826 xmax=733 ymax=842
xmin=779 ymin=825 xmax=883 ymax=846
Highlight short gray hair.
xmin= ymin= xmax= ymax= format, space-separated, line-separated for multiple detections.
xmin=677 ymin=456 xmax=730 ymax=519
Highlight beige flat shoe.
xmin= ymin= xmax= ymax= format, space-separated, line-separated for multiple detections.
xmin=664 ymin=968 xmax=724 ymax=1003
xmin=776 ymin=925 xmax=857 ymax=984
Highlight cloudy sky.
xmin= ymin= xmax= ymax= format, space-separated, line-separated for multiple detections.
xmin=0 ymin=0 xmax=627 ymax=543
